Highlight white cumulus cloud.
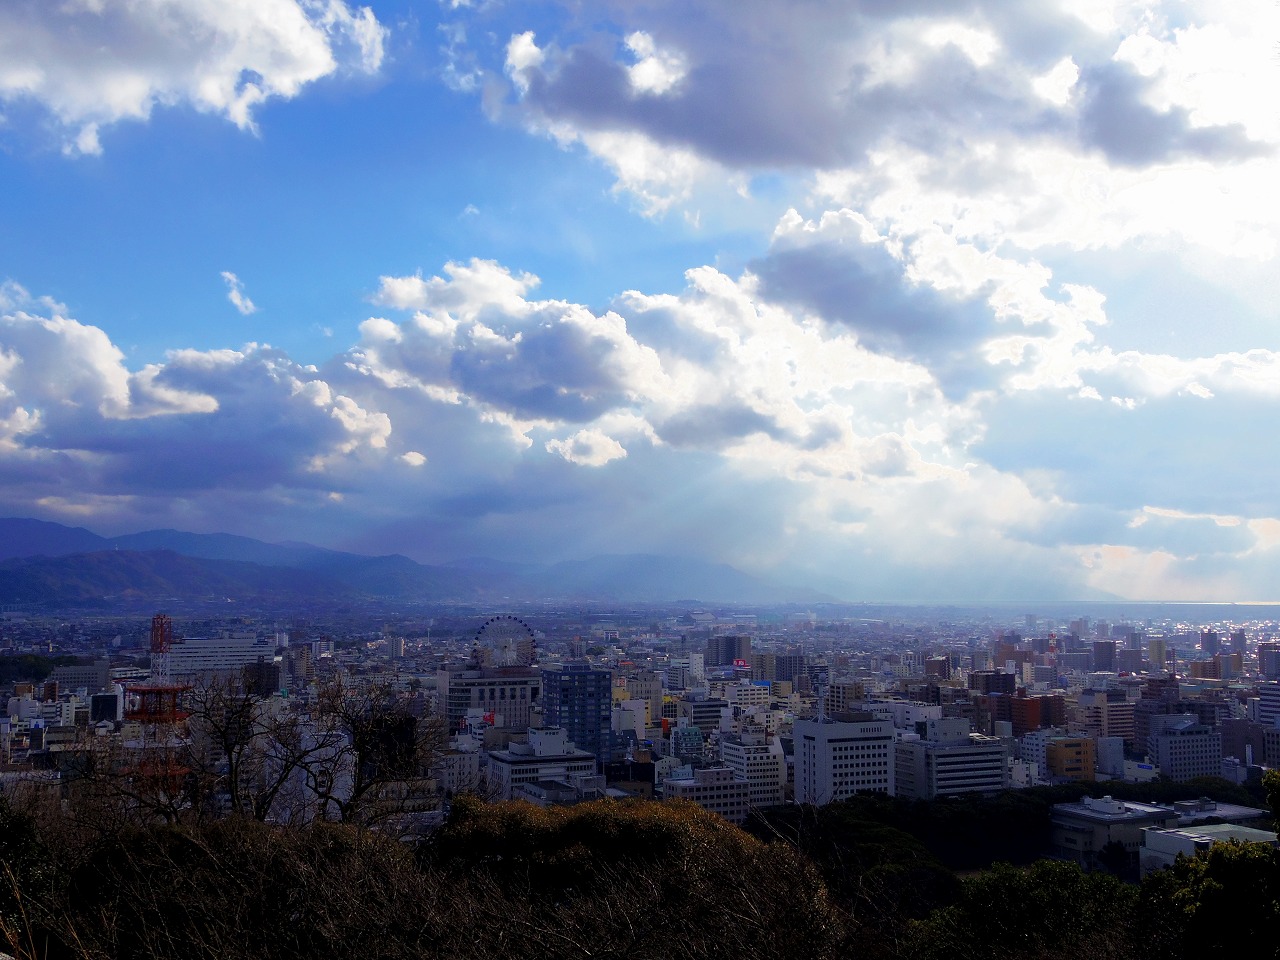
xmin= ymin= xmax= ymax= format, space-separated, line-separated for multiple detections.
xmin=0 ymin=0 xmax=388 ymax=154
xmin=221 ymin=271 xmax=257 ymax=315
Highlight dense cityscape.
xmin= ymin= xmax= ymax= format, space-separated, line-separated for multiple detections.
xmin=4 ymin=596 xmax=1280 ymax=957
xmin=5 ymin=600 xmax=1280 ymax=853
xmin=3 ymin=0 xmax=1278 ymax=955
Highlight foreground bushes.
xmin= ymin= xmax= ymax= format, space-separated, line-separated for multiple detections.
xmin=4 ymin=794 xmax=1280 ymax=960
xmin=3 ymin=797 xmax=841 ymax=960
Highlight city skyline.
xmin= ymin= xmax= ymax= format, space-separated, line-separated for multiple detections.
xmin=1 ymin=1 xmax=1278 ymax=601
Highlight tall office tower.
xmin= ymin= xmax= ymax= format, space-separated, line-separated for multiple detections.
xmin=1147 ymin=638 xmax=1168 ymax=671
xmin=895 ymin=718 xmax=1009 ymax=800
xmin=284 ymin=645 xmax=313 ymax=685
xmin=748 ymin=652 xmax=777 ymax=681
xmin=775 ymin=653 xmax=807 ymax=682
xmin=1073 ymin=688 xmax=1136 ymax=748
xmin=436 ymin=666 xmax=541 ymax=733
xmin=1142 ymin=673 xmax=1179 ymax=701
xmin=541 ymin=663 xmax=614 ymax=766
xmin=793 ymin=714 xmax=895 ymax=804
xmin=704 ymin=634 xmax=752 ymax=668
xmin=925 ymin=656 xmax=952 ymax=679
xmin=1152 ymin=718 xmax=1222 ymax=783
xmin=1010 ymin=695 xmax=1043 ymax=737
xmin=622 ymin=670 xmax=663 ymax=726
xmin=1117 ymin=649 xmax=1144 ymax=674
xmin=1230 ymin=630 xmax=1247 ymax=657
xmin=1092 ymin=640 xmax=1117 ymax=673
xmin=719 ymin=731 xmax=786 ymax=808
xmin=1200 ymin=630 xmax=1221 ymax=656
xmin=1259 ymin=643 xmax=1280 ymax=680
xmin=968 ymin=670 xmax=1016 ymax=696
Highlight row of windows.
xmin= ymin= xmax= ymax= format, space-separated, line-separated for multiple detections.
xmin=477 ymin=687 xmax=530 ymax=701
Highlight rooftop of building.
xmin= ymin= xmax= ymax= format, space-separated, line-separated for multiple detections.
xmin=1170 ymin=798 xmax=1270 ymax=826
xmin=1146 ymin=822 xmax=1278 ymax=845
xmin=1052 ymin=795 xmax=1177 ymax=823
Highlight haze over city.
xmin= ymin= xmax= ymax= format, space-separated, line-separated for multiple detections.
xmin=1 ymin=0 xmax=1278 ymax=601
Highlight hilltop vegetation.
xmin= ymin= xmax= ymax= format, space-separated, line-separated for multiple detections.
xmin=3 ymin=789 xmax=1280 ymax=960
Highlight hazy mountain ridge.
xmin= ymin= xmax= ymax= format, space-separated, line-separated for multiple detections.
xmin=0 ymin=550 xmax=354 ymax=606
xmin=0 ymin=518 xmax=829 ymax=604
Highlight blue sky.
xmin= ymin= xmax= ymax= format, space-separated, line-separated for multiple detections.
xmin=1 ymin=0 xmax=1278 ymax=601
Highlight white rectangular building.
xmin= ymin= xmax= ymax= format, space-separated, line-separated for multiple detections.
xmin=662 ymin=765 xmax=751 ymax=824
xmin=1152 ymin=718 xmax=1222 ymax=782
xmin=485 ymin=727 xmax=597 ymax=800
xmin=895 ymin=719 xmax=1009 ymax=800
xmin=719 ymin=731 xmax=785 ymax=809
xmin=1257 ymin=682 xmax=1280 ymax=727
xmin=167 ymin=634 xmax=277 ymax=679
xmin=793 ymin=714 xmax=895 ymax=805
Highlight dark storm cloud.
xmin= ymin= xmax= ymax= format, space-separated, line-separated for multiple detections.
xmin=751 ymin=235 xmax=1001 ymax=398
xmin=491 ymin=0 xmax=1276 ymax=224
xmin=503 ymin=0 xmax=1217 ymax=175
xmin=42 ymin=403 xmax=347 ymax=495
xmin=753 ymin=240 xmax=991 ymax=356
xmin=520 ymin=33 xmax=1057 ymax=170
xmin=1078 ymin=62 xmax=1269 ymax=166
xmin=656 ymin=404 xmax=785 ymax=448
xmin=0 ymin=315 xmax=389 ymax=498
xmin=449 ymin=315 xmax=635 ymax=422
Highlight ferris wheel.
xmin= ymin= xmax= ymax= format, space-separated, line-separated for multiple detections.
xmin=474 ymin=615 xmax=537 ymax=667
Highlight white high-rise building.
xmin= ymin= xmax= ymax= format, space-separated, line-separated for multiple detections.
xmin=1152 ymin=718 xmax=1222 ymax=782
xmin=167 ymin=634 xmax=277 ymax=679
xmin=725 ymin=681 xmax=773 ymax=710
xmin=1257 ymin=682 xmax=1280 ymax=727
xmin=793 ymin=714 xmax=895 ymax=805
xmin=895 ymin=718 xmax=1009 ymax=800
xmin=719 ymin=731 xmax=786 ymax=809
xmin=662 ymin=766 xmax=750 ymax=823
xmin=485 ymin=727 xmax=597 ymax=800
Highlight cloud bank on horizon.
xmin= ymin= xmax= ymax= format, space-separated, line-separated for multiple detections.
xmin=1 ymin=0 xmax=1278 ymax=601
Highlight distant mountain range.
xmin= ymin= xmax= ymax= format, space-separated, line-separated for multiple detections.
xmin=0 ymin=518 xmax=834 ymax=607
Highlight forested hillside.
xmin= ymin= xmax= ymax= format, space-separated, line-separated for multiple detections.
xmin=2 ymin=790 xmax=1278 ymax=960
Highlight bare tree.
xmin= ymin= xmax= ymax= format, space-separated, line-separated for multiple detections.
xmin=53 ymin=672 xmax=446 ymax=838
xmin=184 ymin=678 xmax=347 ymax=825
xmin=60 ymin=721 xmax=197 ymax=833
xmin=312 ymin=678 xmax=447 ymax=829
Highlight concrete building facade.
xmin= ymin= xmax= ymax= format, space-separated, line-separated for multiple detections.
xmin=719 ymin=731 xmax=785 ymax=809
xmin=793 ymin=714 xmax=895 ymax=805
xmin=541 ymin=663 xmax=614 ymax=767
xmin=485 ymin=727 xmax=597 ymax=800
xmin=662 ymin=765 xmax=751 ymax=824
xmin=895 ymin=718 xmax=1009 ymax=800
